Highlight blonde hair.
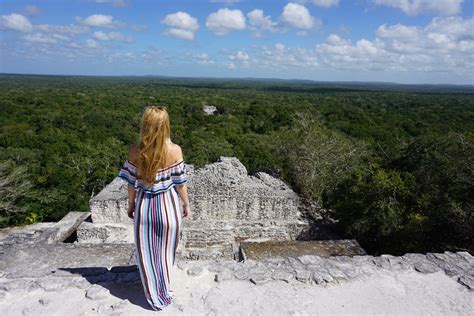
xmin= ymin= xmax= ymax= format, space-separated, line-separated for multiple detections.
xmin=136 ymin=105 xmax=170 ymax=185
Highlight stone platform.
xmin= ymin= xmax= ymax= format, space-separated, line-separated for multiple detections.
xmin=240 ymin=239 xmax=367 ymax=261
xmin=76 ymin=157 xmax=316 ymax=260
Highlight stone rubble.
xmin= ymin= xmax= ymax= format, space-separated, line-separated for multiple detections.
xmin=2 ymin=251 xmax=471 ymax=303
xmin=77 ymin=156 xmax=317 ymax=260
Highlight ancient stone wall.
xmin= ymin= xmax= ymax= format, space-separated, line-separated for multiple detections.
xmin=76 ymin=157 xmax=312 ymax=260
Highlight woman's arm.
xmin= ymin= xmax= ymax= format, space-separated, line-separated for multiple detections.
xmin=127 ymin=144 xmax=138 ymax=219
xmin=175 ymin=183 xmax=189 ymax=204
xmin=173 ymin=144 xmax=190 ymax=218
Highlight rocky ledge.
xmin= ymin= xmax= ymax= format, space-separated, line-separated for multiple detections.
xmin=181 ymin=251 xmax=474 ymax=288
xmin=1 ymin=251 xmax=472 ymax=299
xmin=1 ymin=247 xmax=473 ymax=315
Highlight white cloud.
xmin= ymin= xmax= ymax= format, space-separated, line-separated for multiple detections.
xmin=77 ymin=14 xmax=118 ymax=28
xmin=84 ymin=39 xmax=100 ymax=48
xmin=93 ymin=31 xmax=133 ymax=42
xmin=373 ymin=0 xmax=464 ymax=16
xmin=162 ymin=11 xmax=199 ymax=31
xmin=216 ymin=15 xmax=472 ymax=80
xmin=23 ymin=33 xmax=57 ymax=44
xmin=167 ymin=28 xmax=195 ymax=40
xmin=196 ymin=52 xmax=215 ymax=65
xmin=227 ymin=50 xmax=251 ymax=68
xmin=326 ymin=34 xmax=351 ymax=45
xmin=315 ymin=16 xmax=474 ymax=73
xmin=376 ymin=24 xmax=421 ymax=40
xmin=35 ymin=24 xmax=90 ymax=36
xmin=0 ymin=13 xmax=33 ymax=32
xmin=257 ymin=43 xmax=320 ymax=70
xmin=206 ymin=8 xmax=246 ymax=35
xmin=161 ymin=11 xmax=199 ymax=40
xmin=280 ymin=3 xmax=320 ymax=30
xmin=247 ymin=9 xmax=278 ymax=37
xmin=310 ymin=0 xmax=340 ymax=7
xmin=230 ymin=50 xmax=250 ymax=61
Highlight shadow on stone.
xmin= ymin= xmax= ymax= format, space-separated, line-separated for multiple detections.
xmin=57 ymin=265 xmax=156 ymax=311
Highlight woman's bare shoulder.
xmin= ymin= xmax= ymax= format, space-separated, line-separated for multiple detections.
xmin=169 ymin=142 xmax=183 ymax=161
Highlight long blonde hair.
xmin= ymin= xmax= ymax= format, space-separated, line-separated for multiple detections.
xmin=136 ymin=105 xmax=170 ymax=185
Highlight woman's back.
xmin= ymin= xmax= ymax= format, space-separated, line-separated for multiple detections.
xmin=128 ymin=140 xmax=183 ymax=169
xmin=121 ymin=141 xmax=187 ymax=194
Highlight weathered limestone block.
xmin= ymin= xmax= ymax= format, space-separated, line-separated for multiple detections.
xmin=78 ymin=156 xmax=311 ymax=260
xmin=89 ymin=177 xmax=131 ymax=224
xmin=76 ymin=222 xmax=133 ymax=244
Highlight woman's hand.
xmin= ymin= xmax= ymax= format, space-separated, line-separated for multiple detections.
xmin=182 ymin=203 xmax=190 ymax=219
xmin=128 ymin=203 xmax=135 ymax=220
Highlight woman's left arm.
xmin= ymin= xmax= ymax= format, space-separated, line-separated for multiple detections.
xmin=127 ymin=184 xmax=136 ymax=219
xmin=126 ymin=144 xmax=138 ymax=219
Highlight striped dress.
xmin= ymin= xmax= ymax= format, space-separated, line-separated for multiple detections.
xmin=118 ymin=159 xmax=188 ymax=311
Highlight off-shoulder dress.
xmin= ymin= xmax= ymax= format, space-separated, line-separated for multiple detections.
xmin=118 ymin=159 xmax=188 ymax=311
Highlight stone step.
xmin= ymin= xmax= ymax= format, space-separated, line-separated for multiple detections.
xmin=240 ymin=239 xmax=367 ymax=261
xmin=76 ymin=222 xmax=133 ymax=244
xmin=0 ymin=243 xmax=134 ymax=279
xmin=45 ymin=211 xmax=91 ymax=244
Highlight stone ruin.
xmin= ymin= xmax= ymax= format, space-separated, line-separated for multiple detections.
xmin=202 ymin=105 xmax=217 ymax=115
xmin=76 ymin=156 xmax=347 ymax=260
xmin=0 ymin=157 xmax=473 ymax=299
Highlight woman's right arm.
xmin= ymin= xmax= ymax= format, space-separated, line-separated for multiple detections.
xmin=173 ymin=144 xmax=190 ymax=219
xmin=175 ymin=184 xmax=190 ymax=219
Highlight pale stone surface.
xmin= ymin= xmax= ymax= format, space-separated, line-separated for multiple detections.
xmin=202 ymin=105 xmax=217 ymax=115
xmin=0 ymin=254 xmax=473 ymax=315
xmin=77 ymin=156 xmax=313 ymax=260
xmin=85 ymin=284 xmax=110 ymax=300
xmin=186 ymin=266 xmax=203 ymax=277
xmin=76 ymin=222 xmax=133 ymax=244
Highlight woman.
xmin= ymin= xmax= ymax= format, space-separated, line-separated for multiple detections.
xmin=118 ymin=105 xmax=190 ymax=311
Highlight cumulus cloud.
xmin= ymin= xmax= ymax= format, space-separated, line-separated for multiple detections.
xmin=230 ymin=50 xmax=250 ymax=61
xmin=196 ymin=52 xmax=215 ymax=65
xmin=161 ymin=11 xmax=199 ymax=40
xmin=247 ymin=9 xmax=278 ymax=37
xmin=168 ymin=28 xmax=195 ymax=40
xmin=310 ymin=0 xmax=340 ymax=7
xmin=93 ymin=31 xmax=133 ymax=42
xmin=206 ymin=8 xmax=246 ymax=35
xmin=280 ymin=3 xmax=321 ymax=30
xmin=220 ymin=15 xmax=472 ymax=79
xmin=315 ymin=16 xmax=474 ymax=73
xmin=373 ymin=0 xmax=464 ymax=16
xmin=227 ymin=50 xmax=251 ymax=68
xmin=77 ymin=14 xmax=119 ymax=28
xmin=325 ymin=34 xmax=351 ymax=45
xmin=0 ymin=13 xmax=33 ymax=32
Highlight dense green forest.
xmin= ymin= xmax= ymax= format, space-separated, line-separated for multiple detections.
xmin=0 ymin=73 xmax=473 ymax=255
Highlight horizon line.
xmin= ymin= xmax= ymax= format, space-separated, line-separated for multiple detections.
xmin=1 ymin=71 xmax=473 ymax=88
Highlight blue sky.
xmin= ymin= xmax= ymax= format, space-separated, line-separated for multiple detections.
xmin=1 ymin=0 xmax=473 ymax=84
